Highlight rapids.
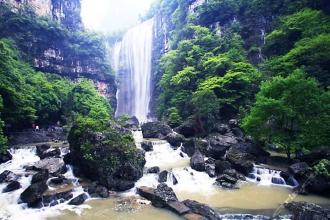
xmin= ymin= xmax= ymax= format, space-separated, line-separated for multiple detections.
xmin=0 ymin=136 xmax=330 ymax=219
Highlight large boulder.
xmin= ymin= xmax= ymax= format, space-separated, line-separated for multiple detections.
xmin=289 ymin=162 xmax=309 ymax=180
xmin=167 ymin=201 xmax=190 ymax=215
xmin=31 ymin=170 xmax=49 ymax=184
xmin=226 ymin=152 xmax=253 ymax=176
xmin=141 ymin=122 xmax=172 ymax=138
xmin=298 ymin=149 xmax=330 ymax=166
xmin=33 ymin=157 xmax=66 ymax=176
xmin=36 ymin=144 xmax=51 ymax=157
xmin=39 ymin=148 xmax=61 ymax=159
xmin=284 ymin=201 xmax=330 ymax=220
xmin=20 ymin=181 xmax=48 ymax=207
xmin=174 ymin=116 xmax=196 ymax=138
xmin=137 ymin=183 xmax=178 ymax=208
xmin=182 ymin=138 xmax=208 ymax=157
xmin=183 ymin=199 xmax=218 ymax=220
xmin=68 ymin=122 xmax=145 ymax=191
xmin=190 ymin=150 xmax=205 ymax=172
xmin=162 ymin=132 xmax=185 ymax=148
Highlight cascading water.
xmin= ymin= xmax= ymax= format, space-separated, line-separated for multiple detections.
xmin=113 ymin=18 xmax=154 ymax=122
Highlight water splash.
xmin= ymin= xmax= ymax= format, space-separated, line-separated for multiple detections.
xmin=113 ymin=18 xmax=154 ymax=122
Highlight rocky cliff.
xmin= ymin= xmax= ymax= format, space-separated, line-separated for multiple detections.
xmin=0 ymin=0 xmax=117 ymax=109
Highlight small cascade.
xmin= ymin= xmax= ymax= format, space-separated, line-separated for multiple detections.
xmin=286 ymin=175 xmax=299 ymax=187
xmin=0 ymin=147 xmax=91 ymax=219
xmin=248 ymin=167 xmax=287 ymax=186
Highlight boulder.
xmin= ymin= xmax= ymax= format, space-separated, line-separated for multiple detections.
xmin=0 ymin=150 xmax=12 ymax=164
xmin=3 ymin=181 xmax=21 ymax=193
xmin=284 ymin=201 xmax=330 ymax=220
xmin=42 ymin=188 xmax=73 ymax=206
xmin=141 ymin=122 xmax=172 ymax=138
xmin=190 ymin=150 xmax=205 ymax=172
xmin=182 ymin=138 xmax=207 ymax=157
xmin=159 ymin=170 xmax=168 ymax=183
xmin=289 ymin=162 xmax=309 ymax=179
xmin=63 ymin=152 xmax=71 ymax=164
xmin=302 ymin=170 xmax=330 ymax=196
xmin=141 ymin=141 xmax=153 ymax=152
xmin=162 ymin=132 xmax=185 ymax=148
xmin=36 ymin=144 xmax=51 ymax=157
xmin=183 ymin=199 xmax=218 ymax=220
xmin=50 ymin=177 xmax=64 ymax=184
xmin=33 ymin=157 xmax=66 ymax=176
xmin=68 ymin=193 xmax=88 ymax=205
xmin=31 ymin=170 xmax=49 ymax=184
xmin=226 ymin=153 xmax=253 ymax=176
xmin=123 ymin=116 xmax=139 ymax=129
xmin=215 ymin=161 xmax=232 ymax=174
xmin=167 ymin=201 xmax=190 ymax=215
xmin=20 ymin=181 xmax=48 ymax=207
xmin=147 ymin=166 xmax=160 ymax=174
xmin=96 ymin=185 xmax=109 ymax=198
xmin=216 ymin=174 xmax=238 ymax=185
xmin=174 ymin=116 xmax=196 ymax=138
xmin=205 ymin=164 xmax=216 ymax=177
xmin=68 ymin=122 xmax=146 ymax=191
xmin=137 ymin=183 xmax=178 ymax=208
xmin=39 ymin=148 xmax=61 ymax=159
xmin=0 ymin=170 xmax=19 ymax=183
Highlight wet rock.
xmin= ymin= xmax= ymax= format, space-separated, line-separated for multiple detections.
xmin=284 ymin=201 xmax=330 ymax=220
xmin=228 ymin=119 xmax=239 ymax=129
xmin=231 ymin=127 xmax=244 ymax=138
xmin=293 ymin=185 xmax=309 ymax=195
xmin=115 ymin=180 xmax=135 ymax=191
xmin=289 ymin=162 xmax=309 ymax=179
xmin=216 ymin=174 xmax=238 ymax=185
xmin=20 ymin=181 xmax=48 ymax=207
xmin=205 ymin=164 xmax=216 ymax=177
xmin=147 ymin=166 xmax=160 ymax=174
xmin=183 ymin=199 xmax=218 ymax=220
xmin=226 ymin=153 xmax=253 ymax=176
xmin=42 ymin=188 xmax=73 ymax=206
xmin=190 ymin=150 xmax=205 ymax=172
xmin=96 ymin=185 xmax=109 ymax=198
xmin=182 ymin=138 xmax=207 ymax=157
xmin=162 ymin=132 xmax=185 ymax=148
xmin=39 ymin=148 xmax=61 ymax=159
xmin=114 ymin=162 xmax=143 ymax=181
xmin=137 ymin=183 xmax=178 ymax=208
xmin=3 ymin=181 xmax=21 ymax=193
xmin=33 ymin=157 xmax=66 ymax=176
xmin=0 ymin=170 xmax=19 ymax=183
xmin=50 ymin=177 xmax=64 ymax=184
xmin=158 ymin=170 xmax=168 ymax=183
xmin=141 ymin=122 xmax=172 ymax=138
xmin=174 ymin=116 xmax=196 ymax=138
xmin=167 ymin=201 xmax=190 ymax=215
xmin=31 ymin=170 xmax=49 ymax=184
xmin=36 ymin=144 xmax=51 ymax=157
xmin=298 ymin=149 xmax=330 ymax=166
xmin=141 ymin=141 xmax=153 ymax=152
xmin=63 ymin=152 xmax=71 ymax=164
xmin=172 ymin=173 xmax=178 ymax=185
xmin=68 ymin=193 xmax=88 ymax=205
xmin=215 ymin=161 xmax=231 ymax=174
xmin=0 ymin=150 xmax=12 ymax=164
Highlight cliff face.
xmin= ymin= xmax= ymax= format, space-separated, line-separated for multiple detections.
xmin=0 ymin=0 xmax=117 ymax=109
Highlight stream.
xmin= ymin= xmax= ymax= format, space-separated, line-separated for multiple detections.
xmin=0 ymin=131 xmax=329 ymax=220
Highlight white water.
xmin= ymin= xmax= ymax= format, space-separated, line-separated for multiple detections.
xmin=113 ymin=18 xmax=154 ymax=122
xmin=0 ymin=148 xmax=91 ymax=220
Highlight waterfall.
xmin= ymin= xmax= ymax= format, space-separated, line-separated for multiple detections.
xmin=113 ymin=18 xmax=154 ymax=122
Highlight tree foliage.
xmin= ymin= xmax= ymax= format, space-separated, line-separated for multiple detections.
xmin=241 ymin=69 xmax=330 ymax=159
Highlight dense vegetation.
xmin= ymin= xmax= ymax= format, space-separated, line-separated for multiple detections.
xmin=0 ymin=3 xmax=116 ymax=152
xmin=145 ymin=0 xmax=330 ymax=157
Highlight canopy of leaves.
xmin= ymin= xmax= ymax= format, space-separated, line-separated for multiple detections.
xmin=241 ymin=69 xmax=330 ymax=159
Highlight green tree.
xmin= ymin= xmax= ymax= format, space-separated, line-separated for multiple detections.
xmin=241 ymin=69 xmax=330 ymax=160
xmin=0 ymin=96 xmax=7 ymax=153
